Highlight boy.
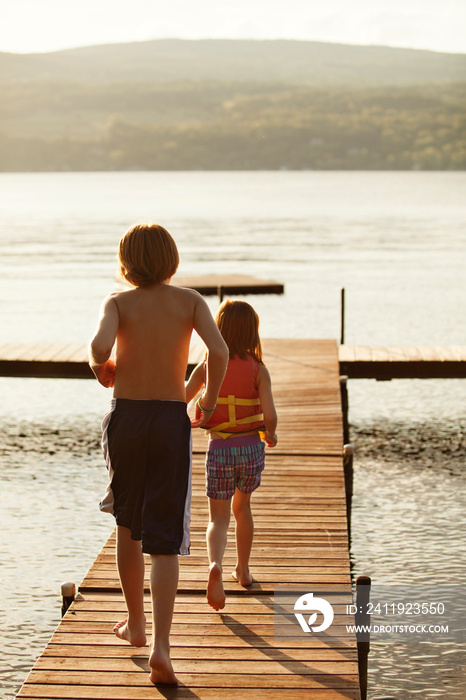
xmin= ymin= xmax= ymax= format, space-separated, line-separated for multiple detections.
xmin=89 ymin=223 xmax=228 ymax=685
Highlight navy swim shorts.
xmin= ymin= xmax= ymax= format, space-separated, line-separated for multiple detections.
xmin=100 ymin=398 xmax=192 ymax=555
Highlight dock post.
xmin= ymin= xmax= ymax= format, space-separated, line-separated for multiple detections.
xmin=340 ymin=374 xmax=350 ymax=443
xmin=340 ymin=287 xmax=345 ymax=345
xmin=355 ymin=575 xmax=371 ymax=700
xmin=217 ymin=285 xmax=224 ymax=303
xmin=61 ymin=581 xmax=76 ymax=616
xmin=343 ymin=443 xmax=355 ymax=541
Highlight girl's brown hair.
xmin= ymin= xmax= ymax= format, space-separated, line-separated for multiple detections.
xmin=118 ymin=223 xmax=179 ymax=287
xmin=215 ymin=300 xmax=263 ymax=364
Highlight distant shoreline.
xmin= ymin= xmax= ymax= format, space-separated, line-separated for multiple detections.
xmin=1 ymin=39 xmax=465 ymax=172
xmin=1 ymin=167 xmax=465 ymax=173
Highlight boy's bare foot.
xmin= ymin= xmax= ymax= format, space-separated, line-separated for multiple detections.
xmin=113 ymin=618 xmax=147 ymax=647
xmin=206 ymin=562 xmax=226 ymax=610
xmin=149 ymin=643 xmax=178 ymax=685
xmin=232 ymin=566 xmax=253 ymax=587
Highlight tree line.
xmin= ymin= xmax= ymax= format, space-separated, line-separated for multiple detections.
xmin=0 ymin=82 xmax=464 ymax=170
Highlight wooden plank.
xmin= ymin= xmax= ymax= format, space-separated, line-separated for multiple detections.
xmin=352 ymin=347 xmax=374 ymax=363
xmin=9 ymin=343 xmax=56 ymax=361
xmin=42 ymin=644 xmax=358 ymax=661
xmin=64 ymin=344 xmax=89 ymax=363
xmin=63 ymin=598 xmax=353 ymax=614
xmin=0 ymin=342 xmax=29 ymax=360
xmin=22 ymin=670 xmax=360 ymax=688
xmin=34 ymin=654 xmax=358 ymax=672
xmin=435 ymin=346 xmax=465 ymax=361
xmin=18 ymin=687 xmax=361 ymax=699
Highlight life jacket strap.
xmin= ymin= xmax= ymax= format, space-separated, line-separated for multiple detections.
xmin=207 ymin=393 xmax=263 ymax=437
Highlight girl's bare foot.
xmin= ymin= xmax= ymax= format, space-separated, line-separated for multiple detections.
xmin=113 ymin=617 xmax=147 ymax=647
xmin=232 ymin=566 xmax=253 ymax=587
xmin=206 ymin=563 xmax=226 ymax=610
xmin=149 ymin=643 xmax=178 ymax=685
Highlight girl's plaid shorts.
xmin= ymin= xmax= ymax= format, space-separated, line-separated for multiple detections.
xmin=206 ymin=441 xmax=265 ymax=500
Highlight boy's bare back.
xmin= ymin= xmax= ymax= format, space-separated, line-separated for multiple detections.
xmin=91 ymin=282 xmax=223 ymax=402
xmin=114 ymin=283 xmax=200 ymax=400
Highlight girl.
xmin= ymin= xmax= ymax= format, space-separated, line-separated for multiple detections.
xmin=186 ymin=300 xmax=278 ymax=611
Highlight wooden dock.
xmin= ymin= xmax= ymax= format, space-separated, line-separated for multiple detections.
xmin=16 ymin=339 xmax=361 ymax=700
xmin=0 ymin=343 xmax=204 ymax=379
xmin=2 ymin=342 xmax=465 ymax=380
xmin=339 ymin=345 xmax=466 ymax=380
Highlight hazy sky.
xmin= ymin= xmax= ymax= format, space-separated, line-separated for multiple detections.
xmin=2 ymin=0 xmax=465 ymax=55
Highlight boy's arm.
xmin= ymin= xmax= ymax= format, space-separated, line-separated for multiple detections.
xmin=191 ymin=294 xmax=228 ymax=427
xmin=258 ymin=365 xmax=278 ymax=447
xmin=88 ymin=295 xmax=119 ymax=387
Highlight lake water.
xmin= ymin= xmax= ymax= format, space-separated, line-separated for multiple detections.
xmin=0 ymin=171 xmax=465 ymax=699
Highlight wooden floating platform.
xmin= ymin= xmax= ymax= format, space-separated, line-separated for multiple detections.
xmin=16 ymin=339 xmax=361 ymax=700
xmin=174 ymin=274 xmax=284 ymax=297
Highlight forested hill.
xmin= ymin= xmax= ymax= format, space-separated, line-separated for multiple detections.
xmin=1 ymin=38 xmax=466 ymax=86
xmin=1 ymin=39 xmax=465 ymax=171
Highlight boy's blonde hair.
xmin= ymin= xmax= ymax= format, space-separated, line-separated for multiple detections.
xmin=215 ymin=300 xmax=263 ymax=364
xmin=118 ymin=223 xmax=179 ymax=287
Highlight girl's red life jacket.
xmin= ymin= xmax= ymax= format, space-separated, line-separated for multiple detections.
xmin=202 ymin=354 xmax=264 ymax=438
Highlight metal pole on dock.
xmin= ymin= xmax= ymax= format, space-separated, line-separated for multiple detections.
xmin=61 ymin=581 xmax=76 ymax=616
xmin=340 ymin=375 xmax=350 ymax=444
xmin=343 ymin=443 xmax=355 ymax=541
xmin=340 ymin=287 xmax=345 ymax=345
xmin=355 ymin=575 xmax=371 ymax=700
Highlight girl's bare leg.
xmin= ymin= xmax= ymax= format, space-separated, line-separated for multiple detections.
xmin=206 ymin=498 xmax=231 ymax=610
xmin=232 ymin=490 xmax=254 ymax=586
xmin=114 ymin=525 xmax=147 ymax=646
xmin=149 ymin=554 xmax=179 ymax=685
